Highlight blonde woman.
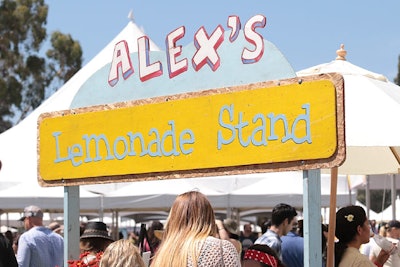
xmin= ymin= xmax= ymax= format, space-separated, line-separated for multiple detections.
xmin=151 ymin=191 xmax=240 ymax=267
xmin=100 ymin=239 xmax=145 ymax=267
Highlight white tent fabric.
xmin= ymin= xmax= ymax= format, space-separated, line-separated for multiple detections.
xmin=103 ymin=172 xmax=355 ymax=211
xmin=0 ymin=21 xmax=160 ymax=186
xmin=0 ymin=182 xmax=101 ymax=211
xmin=378 ymin=197 xmax=400 ymax=221
xmin=355 ymin=200 xmax=381 ymax=221
xmin=297 ymin=50 xmax=400 ymax=175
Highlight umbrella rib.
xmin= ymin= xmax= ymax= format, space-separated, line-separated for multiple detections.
xmin=390 ymin=147 xmax=400 ymax=168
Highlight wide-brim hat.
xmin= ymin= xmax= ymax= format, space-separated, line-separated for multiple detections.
xmin=80 ymin=221 xmax=114 ymax=241
xmin=223 ymin=218 xmax=239 ymax=235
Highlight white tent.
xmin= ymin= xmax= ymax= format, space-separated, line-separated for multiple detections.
xmin=378 ymin=197 xmax=400 ymax=221
xmin=103 ymin=172 xmax=355 ymax=211
xmin=0 ymin=20 xmax=160 ymax=187
xmin=0 ymin=182 xmax=102 ymax=211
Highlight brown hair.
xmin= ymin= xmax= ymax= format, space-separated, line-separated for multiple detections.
xmin=151 ymin=191 xmax=217 ymax=267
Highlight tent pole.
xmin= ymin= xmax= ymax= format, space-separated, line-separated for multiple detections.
xmin=391 ymin=174 xmax=396 ymax=220
xmin=326 ymin=167 xmax=338 ymax=267
xmin=366 ymin=175 xmax=370 ymax=219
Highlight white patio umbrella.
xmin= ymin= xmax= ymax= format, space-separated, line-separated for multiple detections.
xmin=297 ymin=44 xmax=400 ymax=267
xmin=297 ymin=44 xmax=400 ymax=175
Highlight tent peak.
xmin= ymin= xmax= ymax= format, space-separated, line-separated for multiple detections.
xmin=127 ymin=9 xmax=135 ymax=22
xmin=336 ymin=44 xmax=347 ymax=61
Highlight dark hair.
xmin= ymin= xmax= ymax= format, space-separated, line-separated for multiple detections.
xmin=148 ymin=221 xmax=163 ymax=251
xmin=271 ymin=203 xmax=297 ymax=226
xmin=261 ymin=219 xmax=272 ymax=234
xmin=334 ymin=205 xmax=367 ymax=267
xmin=80 ymin=237 xmax=113 ymax=254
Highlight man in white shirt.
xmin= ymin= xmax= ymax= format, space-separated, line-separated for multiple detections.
xmin=370 ymin=220 xmax=400 ymax=267
xmin=17 ymin=205 xmax=64 ymax=267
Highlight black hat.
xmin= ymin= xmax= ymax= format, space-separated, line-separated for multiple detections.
xmin=387 ymin=220 xmax=400 ymax=229
xmin=19 ymin=205 xmax=43 ymax=221
xmin=80 ymin=221 xmax=114 ymax=241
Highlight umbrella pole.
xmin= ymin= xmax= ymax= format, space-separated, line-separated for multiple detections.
xmin=327 ymin=167 xmax=338 ymax=267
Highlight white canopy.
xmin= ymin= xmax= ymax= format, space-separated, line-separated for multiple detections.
xmin=378 ymin=197 xmax=400 ymax=221
xmin=103 ymin=172 xmax=355 ymax=211
xmin=0 ymin=21 xmax=160 ymax=186
xmin=0 ymin=182 xmax=102 ymax=211
xmin=297 ymin=45 xmax=400 ymax=175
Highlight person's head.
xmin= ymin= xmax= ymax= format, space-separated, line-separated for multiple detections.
xmin=385 ymin=220 xmax=400 ymax=239
xmin=289 ymin=217 xmax=299 ymax=233
xmin=223 ymin=218 xmax=240 ymax=239
xmin=334 ymin=205 xmax=369 ymax=267
xmin=4 ymin=230 xmax=13 ymax=243
xmin=48 ymin=221 xmax=63 ymax=235
xmin=244 ymin=223 xmax=253 ymax=233
xmin=80 ymin=221 xmax=114 ymax=254
xmin=99 ymin=239 xmax=145 ymax=267
xmin=164 ymin=190 xmax=216 ymax=237
xmin=151 ymin=191 xmax=217 ymax=266
xmin=271 ymin=203 xmax=297 ymax=236
xmin=297 ymin=219 xmax=304 ymax=237
xmin=379 ymin=223 xmax=387 ymax=237
xmin=148 ymin=221 xmax=163 ymax=238
xmin=19 ymin=205 xmax=44 ymax=230
xmin=335 ymin=205 xmax=369 ymax=244
xmin=243 ymin=244 xmax=285 ymax=267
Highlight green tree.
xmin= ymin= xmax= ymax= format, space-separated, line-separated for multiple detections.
xmin=395 ymin=55 xmax=400 ymax=86
xmin=0 ymin=0 xmax=82 ymax=132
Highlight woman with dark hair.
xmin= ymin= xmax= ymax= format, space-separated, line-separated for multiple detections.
xmin=242 ymin=244 xmax=285 ymax=267
xmin=334 ymin=205 xmax=390 ymax=267
xmin=142 ymin=221 xmax=164 ymax=256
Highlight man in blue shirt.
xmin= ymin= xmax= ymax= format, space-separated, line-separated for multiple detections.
xmin=17 ymin=205 xmax=64 ymax=267
xmin=281 ymin=217 xmax=304 ymax=267
xmin=255 ymin=203 xmax=297 ymax=260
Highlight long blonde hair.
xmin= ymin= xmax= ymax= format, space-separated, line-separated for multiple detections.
xmin=100 ymin=239 xmax=145 ymax=267
xmin=150 ymin=191 xmax=217 ymax=267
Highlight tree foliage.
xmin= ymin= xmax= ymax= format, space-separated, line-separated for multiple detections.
xmin=395 ymin=55 xmax=400 ymax=86
xmin=0 ymin=0 xmax=82 ymax=132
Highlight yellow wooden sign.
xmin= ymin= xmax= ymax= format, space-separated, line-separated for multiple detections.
xmin=38 ymin=74 xmax=344 ymax=186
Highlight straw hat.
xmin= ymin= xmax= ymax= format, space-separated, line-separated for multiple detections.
xmin=223 ymin=218 xmax=239 ymax=235
xmin=154 ymin=230 xmax=164 ymax=240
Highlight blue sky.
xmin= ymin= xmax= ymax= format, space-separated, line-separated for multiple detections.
xmin=45 ymin=1 xmax=400 ymax=81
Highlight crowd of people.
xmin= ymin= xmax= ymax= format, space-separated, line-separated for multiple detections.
xmin=1 ymin=194 xmax=399 ymax=267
